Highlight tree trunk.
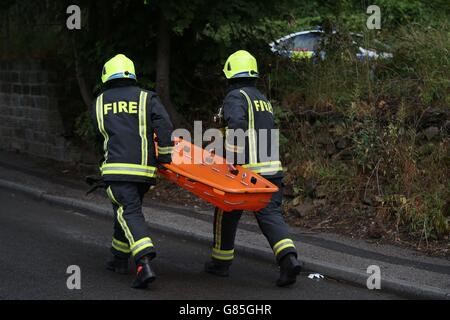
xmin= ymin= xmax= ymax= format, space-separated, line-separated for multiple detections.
xmin=155 ymin=12 xmax=187 ymax=129
xmin=71 ymin=37 xmax=92 ymax=109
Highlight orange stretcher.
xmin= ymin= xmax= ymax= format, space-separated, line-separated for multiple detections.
xmin=156 ymin=138 xmax=278 ymax=211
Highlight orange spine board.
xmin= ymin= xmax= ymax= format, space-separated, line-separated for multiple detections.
xmin=155 ymin=138 xmax=278 ymax=211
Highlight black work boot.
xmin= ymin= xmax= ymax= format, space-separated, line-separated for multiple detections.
xmin=276 ymin=254 xmax=302 ymax=287
xmin=204 ymin=260 xmax=230 ymax=277
xmin=106 ymin=256 xmax=129 ymax=274
xmin=131 ymin=255 xmax=156 ymax=289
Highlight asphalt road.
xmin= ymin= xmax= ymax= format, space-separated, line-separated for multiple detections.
xmin=0 ymin=189 xmax=402 ymax=300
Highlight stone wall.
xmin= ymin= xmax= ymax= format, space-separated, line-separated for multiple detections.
xmin=0 ymin=59 xmax=80 ymax=162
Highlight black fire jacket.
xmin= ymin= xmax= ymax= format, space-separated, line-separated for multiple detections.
xmin=92 ymin=80 xmax=173 ymax=183
xmin=223 ymin=80 xmax=283 ymax=178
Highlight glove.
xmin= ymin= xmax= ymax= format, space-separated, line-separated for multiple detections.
xmin=227 ymin=164 xmax=239 ymax=175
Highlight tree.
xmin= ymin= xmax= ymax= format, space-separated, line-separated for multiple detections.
xmin=155 ymin=9 xmax=186 ymax=128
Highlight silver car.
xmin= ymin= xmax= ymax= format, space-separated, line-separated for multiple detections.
xmin=269 ymin=29 xmax=393 ymax=60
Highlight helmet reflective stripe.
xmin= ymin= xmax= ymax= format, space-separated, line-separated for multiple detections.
xmin=107 ymin=72 xmax=137 ymax=81
xmin=223 ymin=50 xmax=259 ymax=79
xmin=101 ymin=54 xmax=137 ymax=83
xmin=230 ymin=71 xmax=259 ymax=78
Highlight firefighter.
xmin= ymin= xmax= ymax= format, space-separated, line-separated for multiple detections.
xmin=205 ymin=50 xmax=302 ymax=287
xmin=92 ymin=54 xmax=173 ymax=289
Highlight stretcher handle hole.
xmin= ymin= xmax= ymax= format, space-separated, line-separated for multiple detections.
xmin=224 ymin=200 xmax=245 ymax=205
xmin=250 ymin=177 xmax=257 ymax=184
xmin=213 ymin=188 xmax=225 ymax=195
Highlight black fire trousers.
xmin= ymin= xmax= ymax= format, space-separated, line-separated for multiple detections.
xmin=105 ymin=181 xmax=155 ymax=263
xmin=210 ymin=177 xmax=297 ymax=264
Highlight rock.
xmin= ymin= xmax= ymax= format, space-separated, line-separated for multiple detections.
xmin=361 ymin=197 xmax=374 ymax=206
xmin=335 ymin=137 xmax=349 ymax=150
xmin=325 ymin=143 xmax=337 ymax=156
xmin=283 ymin=184 xmax=296 ymax=198
xmin=332 ymin=149 xmax=353 ymax=161
xmin=315 ymin=185 xmax=327 ymax=198
xmin=366 ymin=206 xmax=376 ymax=218
xmin=289 ymin=202 xmax=315 ymax=218
xmin=419 ymin=108 xmax=450 ymax=129
xmin=304 ymin=178 xmax=317 ymax=197
xmin=443 ymin=201 xmax=450 ymax=217
xmin=367 ymin=222 xmax=383 ymax=239
xmin=443 ymin=120 xmax=450 ymax=135
xmin=423 ymin=126 xmax=439 ymax=140
xmin=317 ymin=136 xmax=330 ymax=146
xmin=417 ymin=143 xmax=434 ymax=157
xmin=291 ymin=196 xmax=301 ymax=207
xmin=313 ymin=199 xmax=326 ymax=206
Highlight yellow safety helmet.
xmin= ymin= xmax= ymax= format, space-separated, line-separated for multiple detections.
xmin=223 ymin=50 xmax=259 ymax=79
xmin=101 ymin=54 xmax=137 ymax=83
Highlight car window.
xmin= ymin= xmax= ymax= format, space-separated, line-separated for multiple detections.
xmin=276 ymin=37 xmax=294 ymax=51
xmin=292 ymin=32 xmax=321 ymax=51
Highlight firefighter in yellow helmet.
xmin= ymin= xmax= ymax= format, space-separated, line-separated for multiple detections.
xmin=205 ymin=50 xmax=302 ymax=287
xmin=92 ymin=54 xmax=174 ymax=289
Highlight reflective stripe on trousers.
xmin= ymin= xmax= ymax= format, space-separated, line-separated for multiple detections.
xmin=106 ymin=186 xmax=135 ymax=245
xmin=130 ymin=237 xmax=154 ymax=257
xmin=272 ymin=238 xmax=296 ymax=257
xmin=112 ymin=237 xmax=130 ymax=254
xmin=212 ymin=248 xmax=234 ymax=261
